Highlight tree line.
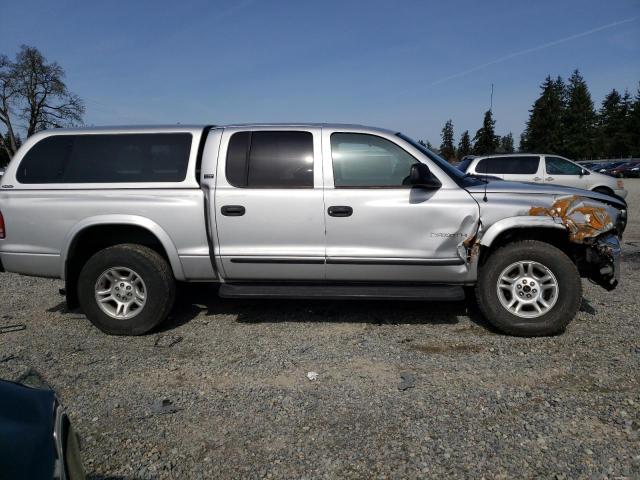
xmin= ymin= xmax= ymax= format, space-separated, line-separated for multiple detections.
xmin=521 ymin=71 xmax=639 ymax=160
xmin=1 ymin=45 xmax=639 ymax=168
xmin=428 ymin=70 xmax=639 ymax=163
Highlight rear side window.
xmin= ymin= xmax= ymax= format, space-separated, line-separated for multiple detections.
xmin=226 ymin=131 xmax=314 ymax=188
xmin=475 ymin=156 xmax=539 ymax=175
xmin=17 ymin=133 xmax=192 ymax=184
xmin=545 ymin=156 xmax=583 ymax=175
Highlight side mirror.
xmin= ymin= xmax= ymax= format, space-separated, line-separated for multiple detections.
xmin=581 ymin=168 xmax=590 ymax=177
xmin=409 ymin=163 xmax=441 ymax=189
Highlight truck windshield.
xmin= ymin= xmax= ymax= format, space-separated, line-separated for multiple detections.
xmin=395 ymin=133 xmax=483 ymax=186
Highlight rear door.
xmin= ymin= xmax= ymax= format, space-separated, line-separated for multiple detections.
xmin=543 ymin=156 xmax=589 ymax=189
xmin=213 ymin=127 xmax=325 ymax=280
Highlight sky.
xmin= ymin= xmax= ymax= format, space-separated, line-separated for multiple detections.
xmin=1 ymin=0 xmax=639 ymax=145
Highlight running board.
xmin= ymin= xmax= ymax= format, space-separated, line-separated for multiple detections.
xmin=218 ymin=283 xmax=465 ymax=301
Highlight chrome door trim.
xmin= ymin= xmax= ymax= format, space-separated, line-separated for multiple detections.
xmin=326 ymin=257 xmax=464 ymax=266
xmin=229 ymin=257 xmax=325 ymax=264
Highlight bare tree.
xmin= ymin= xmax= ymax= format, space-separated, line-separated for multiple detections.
xmin=0 ymin=45 xmax=84 ymax=158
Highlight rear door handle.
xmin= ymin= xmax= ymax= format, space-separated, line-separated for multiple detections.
xmin=546 ymin=177 xmax=554 ymax=181
xmin=328 ymin=206 xmax=353 ymax=217
xmin=221 ymin=205 xmax=245 ymax=216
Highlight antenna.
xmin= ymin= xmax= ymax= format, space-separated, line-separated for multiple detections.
xmin=490 ymin=83 xmax=494 ymax=112
xmin=484 ymin=83 xmax=493 ymax=202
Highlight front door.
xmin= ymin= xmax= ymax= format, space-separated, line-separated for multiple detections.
xmin=214 ymin=128 xmax=325 ymax=280
xmin=322 ymin=129 xmax=479 ymax=282
xmin=543 ymin=156 xmax=589 ymax=189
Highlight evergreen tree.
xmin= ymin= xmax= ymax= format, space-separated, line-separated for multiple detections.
xmin=596 ymin=88 xmax=630 ymax=158
xmin=621 ymin=89 xmax=634 ymax=156
xmin=628 ymin=82 xmax=640 ymax=157
xmin=499 ymin=133 xmax=515 ymax=153
xmin=418 ymin=139 xmax=436 ymax=151
xmin=473 ymin=110 xmax=499 ymax=155
xmin=521 ymin=75 xmax=566 ymax=153
xmin=562 ymin=70 xmax=596 ymax=159
xmin=457 ymin=130 xmax=472 ymax=158
xmin=439 ymin=119 xmax=456 ymax=162
xmin=518 ymin=132 xmax=527 ymax=152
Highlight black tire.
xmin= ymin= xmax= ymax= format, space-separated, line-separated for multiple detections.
xmin=77 ymin=244 xmax=175 ymax=335
xmin=475 ymin=240 xmax=582 ymax=336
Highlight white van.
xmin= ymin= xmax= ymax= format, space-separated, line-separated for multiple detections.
xmin=459 ymin=154 xmax=627 ymax=198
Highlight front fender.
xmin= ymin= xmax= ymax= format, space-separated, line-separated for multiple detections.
xmin=61 ymin=215 xmax=185 ymax=280
xmin=479 ymin=216 xmax=566 ymax=247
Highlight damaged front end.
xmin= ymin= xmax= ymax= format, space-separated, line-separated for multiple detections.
xmin=529 ymin=195 xmax=624 ymax=291
xmin=584 ymin=234 xmax=621 ymax=290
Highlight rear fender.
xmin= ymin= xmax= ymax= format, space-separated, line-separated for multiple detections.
xmin=61 ymin=215 xmax=185 ymax=280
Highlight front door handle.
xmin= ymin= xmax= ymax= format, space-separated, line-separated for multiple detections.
xmin=221 ymin=205 xmax=246 ymax=216
xmin=328 ymin=206 xmax=353 ymax=217
xmin=533 ymin=177 xmax=542 ymax=182
xmin=546 ymin=177 xmax=554 ymax=181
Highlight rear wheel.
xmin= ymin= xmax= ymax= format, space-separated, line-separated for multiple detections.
xmin=77 ymin=244 xmax=175 ymax=335
xmin=475 ymin=240 xmax=582 ymax=336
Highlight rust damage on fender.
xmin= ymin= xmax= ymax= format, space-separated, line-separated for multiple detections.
xmin=528 ymin=195 xmax=614 ymax=243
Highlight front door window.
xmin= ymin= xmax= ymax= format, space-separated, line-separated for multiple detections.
xmin=331 ymin=133 xmax=416 ymax=188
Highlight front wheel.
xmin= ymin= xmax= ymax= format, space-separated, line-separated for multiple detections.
xmin=77 ymin=244 xmax=176 ymax=335
xmin=475 ymin=240 xmax=582 ymax=336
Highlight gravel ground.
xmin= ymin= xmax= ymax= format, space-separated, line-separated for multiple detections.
xmin=1 ymin=181 xmax=639 ymax=479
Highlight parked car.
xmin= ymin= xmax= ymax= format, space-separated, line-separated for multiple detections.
xmin=0 ymin=379 xmax=85 ymax=479
xmin=608 ymin=161 xmax=640 ymax=178
xmin=623 ymin=162 xmax=640 ymax=178
xmin=584 ymin=161 xmax=607 ymax=171
xmin=594 ymin=161 xmax=627 ymax=176
xmin=462 ymin=154 xmax=627 ymax=198
xmin=578 ymin=162 xmax=599 ymax=170
xmin=0 ymin=125 xmax=627 ymax=337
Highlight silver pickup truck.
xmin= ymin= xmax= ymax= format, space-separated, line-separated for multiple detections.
xmin=0 ymin=124 xmax=627 ymax=337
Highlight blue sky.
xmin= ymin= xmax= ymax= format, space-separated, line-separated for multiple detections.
xmin=1 ymin=0 xmax=639 ymax=145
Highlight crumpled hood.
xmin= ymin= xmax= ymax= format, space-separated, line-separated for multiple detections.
xmin=466 ymin=180 xmax=626 ymax=209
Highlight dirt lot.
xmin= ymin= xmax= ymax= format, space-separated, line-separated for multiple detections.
xmin=1 ymin=181 xmax=639 ymax=479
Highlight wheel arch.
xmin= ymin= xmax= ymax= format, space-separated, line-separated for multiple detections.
xmin=477 ymin=217 xmax=572 ymax=268
xmin=62 ymin=216 xmax=184 ymax=308
xmin=479 ymin=216 xmax=567 ymax=248
xmin=591 ymin=185 xmax=614 ymax=195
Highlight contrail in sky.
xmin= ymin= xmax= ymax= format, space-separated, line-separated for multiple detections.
xmin=428 ymin=17 xmax=638 ymax=86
